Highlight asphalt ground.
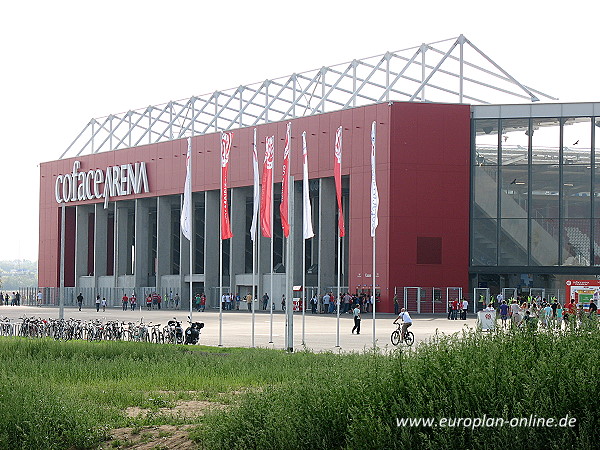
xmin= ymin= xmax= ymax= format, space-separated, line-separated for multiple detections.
xmin=0 ymin=305 xmax=479 ymax=352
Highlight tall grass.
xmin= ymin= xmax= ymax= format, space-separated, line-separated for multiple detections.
xmin=195 ymin=328 xmax=600 ymax=449
xmin=0 ymin=328 xmax=598 ymax=449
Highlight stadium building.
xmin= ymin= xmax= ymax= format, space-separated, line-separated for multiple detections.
xmin=38 ymin=35 xmax=600 ymax=312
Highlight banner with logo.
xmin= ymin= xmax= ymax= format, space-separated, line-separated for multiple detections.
xmin=279 ymin=122 xmax=291 ymax=238
xmin=260 ymin=136 xmax=275 ymax=237
xmin=220 ymin=132 xmax=233 ymax=240
xmin=370 ymin=121 xmax=379 ymax=237
xmin=334 ymin=126 xmax=345 ymax=237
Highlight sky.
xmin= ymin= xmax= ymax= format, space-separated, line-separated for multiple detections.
xmin=1 ymin=0 xmax=599 ymax=262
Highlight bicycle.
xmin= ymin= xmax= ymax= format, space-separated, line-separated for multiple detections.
xmin=391 ymin=322 xmax=414 ymax=346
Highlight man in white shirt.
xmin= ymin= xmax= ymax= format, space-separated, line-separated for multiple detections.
xmin=461 ymin=299 xmax=469 ymax=320
xmin=322 ymin=293 xmax=330 ymax=314
xmin=393 ymin=308 xmax=413 ymax=342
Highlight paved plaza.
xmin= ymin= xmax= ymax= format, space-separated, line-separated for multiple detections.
xmin=0 ymin=305 xmax=480 ymax=352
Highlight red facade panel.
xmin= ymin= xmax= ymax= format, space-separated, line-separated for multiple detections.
xmin=39 ymin=102 xmax=471 ymax=313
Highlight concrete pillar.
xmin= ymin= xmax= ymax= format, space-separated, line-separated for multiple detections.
xmin=94 ymin=204 xmax=108 ymax=278
xmin=230 ymin=187 xmax=247 ymax=292
xmin=75 ymin=205 xmax=90 ymax=281
xmin=179 ymin=193 xmax=190 ymax=308
xmin=293 ymin=180 xmax=303 ymax=285
xmin=115 ymin=203 xmax=130 ymax=277
xmin=134 ymin=199 xmax=150 ymax=287
xmin=205 ymin=190 xmax=220 ymax=307
xmin=156 ymin=196 xmax=172 ymax=291
xmin=318 ymin=178 xmax=336 ymax=294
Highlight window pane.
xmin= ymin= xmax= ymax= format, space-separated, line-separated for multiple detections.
xmin=595 ymin=118 xmax=600 ymax=167
xmin=499 ymin=219 xmax=528 ymax=265
xmin=473 ymin=166 xmax=497 ymax=218
xmin=474 ymin=119 xmax=499 ymax=165
xmin=531 ymin=118 xmax=560 ymax=165
xmin=563 ymin=117 xmax=591 ymax=165
xmin=501 ymin=118 xmax=529 ymax=166
xmin=563 ymin=218 xmax=591 ymax=266
xmin=530 ymin=217 xmax=559 ymax=266
xmin=472 ymin=218 xmax=497 ymax=266
xmin=531 ymin=165 xmax=559 ymax=217
xmin=594 ymin=167 xmax=600 ymax=218
xmin=593 ymin=219 xmax=600 ymax=265
xmin=501 ymin=166 xmax=528 ymax=218
xmin=563 ymin=165 xmax=591 ymax=218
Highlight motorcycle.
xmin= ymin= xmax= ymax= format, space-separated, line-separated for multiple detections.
xmin=184 ymin=316 xmax=204 ymax=345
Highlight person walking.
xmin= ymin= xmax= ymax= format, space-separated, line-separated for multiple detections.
xmin=393 ymin=294 xmax=400 ymax=315
xmin=77 ymin=292 xmax=84 ymax=311
xmin=122 ymin=294 xmax=128 ymax=311
xmin=174 ymin=293 xmax=180 ymax=309
xmin=262 ymin=293 xmax=269 ymax=311
xmin=200 ymin=294 xmax=206 ymax=312
xmin=130 ymin=293 xmax=137 ymax=311
xmin=95 ymin=295 xmax=101 ymax=312
xmin=101 ymin=297 xmax=107 ymax=312
xmin=351 ymin=304 xmax=361 ymax=334
xmin=246 ymin=293 xmax=253 ymax=311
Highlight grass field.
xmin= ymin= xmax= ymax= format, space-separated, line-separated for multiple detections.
xmin=0 ymin=325 xmax=598 ymax=449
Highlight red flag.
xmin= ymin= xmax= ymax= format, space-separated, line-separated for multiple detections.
xmin=334 ymin=126 xmax=345 ymax=237
xmin=260 ymin=136 xmax=275 ymax=237
xmin=220 ymin=132 xmax=233 ymax=240
xmin=279 ymin=122 xmax=291 ymax=238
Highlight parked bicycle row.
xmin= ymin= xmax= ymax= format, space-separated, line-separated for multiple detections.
xmin=0 ymin=316 xmax=204 ymax=345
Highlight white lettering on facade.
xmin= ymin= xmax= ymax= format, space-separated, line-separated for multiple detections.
xmin=54 ymin=160 xmax=150 ymax=204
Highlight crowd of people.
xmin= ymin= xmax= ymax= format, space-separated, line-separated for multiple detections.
xmin=489 ymin=293 xmax=598 ymax=330
xmin=0 ymin=292 xmax=21 ymax=306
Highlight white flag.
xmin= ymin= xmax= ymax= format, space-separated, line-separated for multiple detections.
xmin=302 ymin=131 xmax=314 ymax=239
xmin=370 ymin=121 xmax=379 ymax=237
xmin=180 ymin=137 xmax=192 ymax=240
xmin=250 ymin=128 xmax=260 ymax=241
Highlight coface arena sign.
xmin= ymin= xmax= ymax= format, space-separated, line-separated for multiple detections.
xmin=55 ymin=160 xmax=150 ymax=204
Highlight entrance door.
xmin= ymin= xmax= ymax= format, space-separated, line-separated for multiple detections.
xmin=404 ymin=287 xmax=422 ymax=313
xmin=473 ymin=287 xmax=490 ymax=312
xmin=502 ymin=287 xmax=517 ymax=302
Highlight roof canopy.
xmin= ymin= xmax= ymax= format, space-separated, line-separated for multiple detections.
xmin=61 ymin=34 xmax=556 ymax=159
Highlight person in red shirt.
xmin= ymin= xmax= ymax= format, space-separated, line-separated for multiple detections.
xmin=451 ymin=299 xmax=459 ymax=320
xmin=564 ymin=299 xmax=576 ymax=326
xmin=122 ymin=294 xmax=128 ymax=311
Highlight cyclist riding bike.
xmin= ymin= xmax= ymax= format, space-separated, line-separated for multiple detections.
xmin=393 ymin=308 xmax=412 ymax=342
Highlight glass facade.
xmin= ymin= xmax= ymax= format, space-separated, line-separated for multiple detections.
xmin=472 ymin=113 xmax=598 ymax=274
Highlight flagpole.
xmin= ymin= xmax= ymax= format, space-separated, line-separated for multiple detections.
xmin=370 ymin=121 xmax=378 ymax=349
xmin=336 ymin=232 xmax=341 ymax=347
xmin=251 ymin=128 xmax=257 ymax=348
xmin=302 ymin=237 xmax=306 ymax=346
xmin=188 ymin=137 xmax=193 ymax=325
xmin=269 ymin=152 xmax=274 ymax=345
xmin=372 ymin=234 xmax=376 ymax=349
xmin=219 ymin=132 xmax=223 ymax=347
